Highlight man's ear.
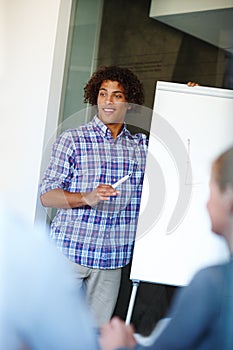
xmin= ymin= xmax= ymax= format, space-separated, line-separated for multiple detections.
xmin=224 ymin=185 xmax=233 ymax=213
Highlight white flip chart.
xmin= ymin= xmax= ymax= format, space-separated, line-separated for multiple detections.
xmin=130 ymin=81 xmax=233 ymax=286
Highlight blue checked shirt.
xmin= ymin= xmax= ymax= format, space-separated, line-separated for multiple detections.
xmin=40 ymin=116 xmax=148 ymax=269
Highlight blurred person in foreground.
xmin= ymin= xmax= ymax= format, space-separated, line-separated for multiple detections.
xmin=99 ymin=146 xmax=233 ymax=350
xmin=0 ymin=197 xmax=99 ymax=350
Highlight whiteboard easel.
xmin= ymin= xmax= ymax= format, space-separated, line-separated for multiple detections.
xmin=126 ymin=82 xmax=233 ymax=324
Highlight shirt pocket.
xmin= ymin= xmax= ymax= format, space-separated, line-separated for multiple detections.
xmin=73 ymin=155 xmax=106 ymax=191
xmin=94 ymin=158 xmax=142 ymax=214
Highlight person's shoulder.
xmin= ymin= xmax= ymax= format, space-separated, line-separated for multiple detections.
xmin=58 ymin=123 xmax=92 ymax=141
xmin=198 ymin=262 xmax=228 ymax=276
xmin=171 ymin=264 xmax=228 ymax=311
xmin=60 ymin=124 xmax=88 ymax=136
xmin=191 ymin=263 xmax=228 ymax=290
xmin=128 ymin=131 xmax=148 ymax=145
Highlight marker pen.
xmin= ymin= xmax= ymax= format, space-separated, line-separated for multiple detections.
xmin=112 ymin=173 xmax=132 ymax=189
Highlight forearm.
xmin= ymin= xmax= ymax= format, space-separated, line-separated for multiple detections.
xmin=40 ymin=188 xmax=87 ymax=209
xmin=40 ymin=184 xmax=118 ymax=209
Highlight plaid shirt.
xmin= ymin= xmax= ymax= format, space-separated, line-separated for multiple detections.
xmin=40 ymin=116 xmax=148 ymax=269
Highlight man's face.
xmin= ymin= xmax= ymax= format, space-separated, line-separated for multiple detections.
xmin=97 ymin=80 xmax=129 ymax=125
xmin=207 ymin=170 xmax=230 ymax=236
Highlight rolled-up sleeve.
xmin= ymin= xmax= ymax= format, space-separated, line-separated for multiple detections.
xmin=39 ymin=131 xmax=75 ymax=195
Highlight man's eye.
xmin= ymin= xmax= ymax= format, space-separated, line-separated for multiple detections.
xmin=115 ymin=94 xmax=123 ymax=99
xmin=99 ymin=92 xmax=106 ymax=97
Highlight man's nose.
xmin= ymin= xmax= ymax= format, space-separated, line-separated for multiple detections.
xmin=106 ymin=95 xmax=113 ymax=103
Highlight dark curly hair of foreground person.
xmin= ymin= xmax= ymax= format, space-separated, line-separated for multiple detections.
xmin=84 ymin=65 xmax=144 ymax=106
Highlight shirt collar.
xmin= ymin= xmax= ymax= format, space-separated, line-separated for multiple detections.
xmin=92 ymin=115 xmax=130 ymax=139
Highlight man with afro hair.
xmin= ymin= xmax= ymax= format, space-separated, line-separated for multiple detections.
xmin=40 ymin=66 xmax=148 ymax=327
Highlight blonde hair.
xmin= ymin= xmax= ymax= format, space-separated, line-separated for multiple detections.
xmin=213 ymin=146 xmax=233 ymax=192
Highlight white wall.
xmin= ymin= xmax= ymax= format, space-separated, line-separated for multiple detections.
xmin=0 ymin=0 xmax=72 ymax=224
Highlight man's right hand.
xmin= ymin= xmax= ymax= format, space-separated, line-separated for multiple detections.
xmin=82 ymin=184 xmax=119 ymax=207
xmin=99 ymin=317 xmax=136 ymax=350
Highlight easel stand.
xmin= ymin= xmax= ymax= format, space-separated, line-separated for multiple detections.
xmin=125 ymin=279 xmax=140 ymax=325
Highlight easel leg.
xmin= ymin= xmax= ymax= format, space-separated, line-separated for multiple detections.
xmin=125 ymin=280 xmax=140 ymax=325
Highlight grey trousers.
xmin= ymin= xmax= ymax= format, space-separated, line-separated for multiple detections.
xmin=68 ymin=260 xmax=122 ymax=327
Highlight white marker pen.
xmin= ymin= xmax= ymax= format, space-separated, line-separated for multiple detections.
xmin=112 ymin=173 xmax=132 ymax=189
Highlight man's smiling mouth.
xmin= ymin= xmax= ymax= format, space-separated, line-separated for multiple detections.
xmin=103 ymin=107 xmax=115 ymax=112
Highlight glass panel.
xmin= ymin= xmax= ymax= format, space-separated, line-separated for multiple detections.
xmin=59 ymin=0 xmax=103 ymax=132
